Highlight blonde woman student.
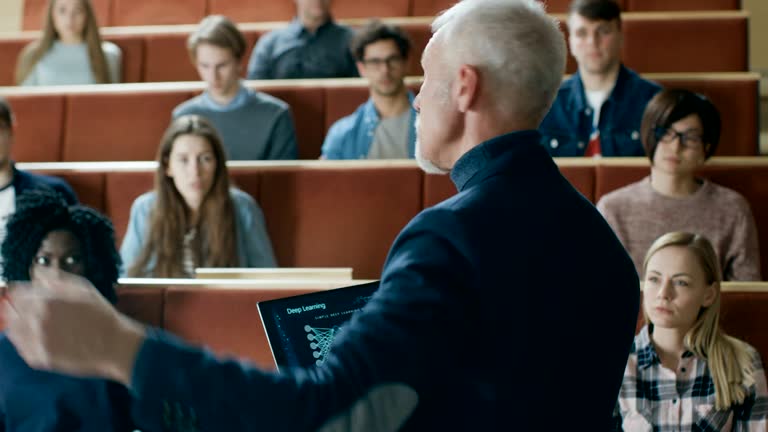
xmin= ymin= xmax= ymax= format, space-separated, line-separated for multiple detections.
xmin=15 ymin=0 xmax=121 ymax=86
xmin=612 ymin=231 xmax=768 ymax=431
xmin=120 ymin=115 xmax=276 ymax=278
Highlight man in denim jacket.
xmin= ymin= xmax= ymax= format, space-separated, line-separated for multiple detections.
xmin=539 ymin=0 xmax=661 ymax=157
xmin=321 ymin=21 xmax=416 ymax=160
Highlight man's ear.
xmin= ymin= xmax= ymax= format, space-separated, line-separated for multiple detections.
xmin=355 ymin=61 xmax=367 ymax=79
xmin=455 ymin=64 xmax=479 ymax=113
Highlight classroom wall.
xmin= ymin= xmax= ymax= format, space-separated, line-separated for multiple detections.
xmin=0 ymin=0 xmax=22 ymax=33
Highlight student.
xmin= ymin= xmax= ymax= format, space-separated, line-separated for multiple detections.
xmin=120 ymin=114 xmax=276 ymax=278
xmin=597 ymin=89 xmax=761 ymax=281
xmin=4 ymin=1 xmax=640 ymax=430
xmin=0 ymin=189 xmax=135 ymax=431
xmin=321 ymin=20 xmax=416 ymax=160
xmin=0 ymin=98 xmax=76 ymax=269
xmin=539 ymin=0 xmax=660 ymax=157
xmin=246 ymin=0 xmax=357 ymax=79
xmin=15 ymin=0 xmax=122 ymax=86
xmin=612 ymin=231 xmax=768 ymax=430
xmin=174 ymin=15 xmax=298 ymax=160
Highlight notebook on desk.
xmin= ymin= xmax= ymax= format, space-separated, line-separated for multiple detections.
xmin=256 ymin=280 xmax=380 ymax=371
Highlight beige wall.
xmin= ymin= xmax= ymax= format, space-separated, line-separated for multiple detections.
xmin=744 ymin=0 xmax=768 ymax=154
xmin=743 ymin=0 xmax=768 ymax=73
xmin=0 ymin=0 xmax=22 ymax=33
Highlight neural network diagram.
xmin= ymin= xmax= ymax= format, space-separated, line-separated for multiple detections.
xmin=305 ymin=324 xmax=343 ymax=366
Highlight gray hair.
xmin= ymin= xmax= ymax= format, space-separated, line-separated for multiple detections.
xmin=431 ymin=0 xmax=566 ymax=125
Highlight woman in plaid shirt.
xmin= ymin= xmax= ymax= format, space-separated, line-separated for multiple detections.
xmin=612 ymin=231 xmax=768 ymax=431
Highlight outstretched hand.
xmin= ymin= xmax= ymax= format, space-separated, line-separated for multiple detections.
xmin=3 ymin=271 xmax=146 ymax=386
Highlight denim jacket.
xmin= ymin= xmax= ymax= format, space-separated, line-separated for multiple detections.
xmin=539 ymin=64 xmax=661 ymax=157
xmin=321 ymin=92 xmax=417 ymax=160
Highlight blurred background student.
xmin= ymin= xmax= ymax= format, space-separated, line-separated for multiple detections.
xmin=15 ymin=0 xmax=122 ymax=86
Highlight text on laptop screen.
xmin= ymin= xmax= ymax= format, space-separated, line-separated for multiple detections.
xmin=257 ymin=281 xmax=380 ymax=370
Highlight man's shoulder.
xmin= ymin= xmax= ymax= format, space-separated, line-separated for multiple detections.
xmin=258 ymin=26 xmax=293 ymax=46
xmin=328 ymin=103 xmax=367 ymax=135
xmin=328 ymin=21 xmax=354 ymax=36
xmin=15 ymin=169 xmax=74 ymax=198
xmin=554 ymin=75 xmax=579 ymax=98
xmin=245 ymin=89 xmax=290 ymax=112
xmin=544 ymin=77 xmax=578 ymax=115
xmin=621 ymin=66 xmax=662 ymax=96
xmin=172 ymin=95 xmax=206 ymax=117
xmin=16 ymin=169 xmax=65 ymax=187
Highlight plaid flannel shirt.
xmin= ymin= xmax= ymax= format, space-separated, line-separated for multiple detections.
xmin=612 ymin=325 xmax=768 ymax=431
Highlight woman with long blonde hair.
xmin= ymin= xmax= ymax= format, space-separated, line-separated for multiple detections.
xmin=612 ymin=231 xmax=767 ymax=430
xmin=120 ymin=115 xmax=276 ymax=277
xmin=15 ymin=0 xmax=121 ymax=86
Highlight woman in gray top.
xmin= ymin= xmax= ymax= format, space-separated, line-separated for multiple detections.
xmin=120 ymin=115 xmax=276 ymax=278
xmin=15 ymin=0 xmax=121 ymax=86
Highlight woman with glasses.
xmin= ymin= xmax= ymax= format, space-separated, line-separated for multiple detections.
xmin=596 ymin=88 xmax=760 ymax=281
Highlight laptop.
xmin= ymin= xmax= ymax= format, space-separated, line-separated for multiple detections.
xmin=257 ymin=280 xmax=380 ymax=371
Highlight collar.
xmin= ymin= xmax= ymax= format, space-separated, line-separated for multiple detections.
xmin=636 ymin=325 xmax=695 ymax=370
xmin=287 ymin=17 xmax=335 ymax=38
xmin=362 ymin=91 xmax=416 ymax=123
xmin=567 ymin=64 xmax=632 ymax=112
xmin=201 ymin=83 xmax=249 ymax=112
xmin=449 ymin=130 xmax=542 ymax=191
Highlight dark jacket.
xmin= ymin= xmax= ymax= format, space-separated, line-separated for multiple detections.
xmin=11 ymin=165 xmax=77 ymax=205
xmin=539 ymin=64 xmax=661 ymax=157
xmin=0 ymin=335 xmax=135 ymax=431
xmin=127 ymin=131 xmax=640 ymax=431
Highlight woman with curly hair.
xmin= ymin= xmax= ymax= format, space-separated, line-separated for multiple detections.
xmin=0 ymin=189 xmax=134 ymax=431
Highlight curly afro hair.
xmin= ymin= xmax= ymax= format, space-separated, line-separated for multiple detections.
xmin=1 ymin=188 xmax=121 ymax=303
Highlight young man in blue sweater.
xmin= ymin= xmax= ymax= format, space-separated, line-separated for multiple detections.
xmin=174 ymin=15 xmax=298 ymax=160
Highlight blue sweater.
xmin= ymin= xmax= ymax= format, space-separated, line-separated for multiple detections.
xmin=124 ymin=131 xmax=640 ymax=431
xmin=120 ymin=188 xmax=276 ymax=276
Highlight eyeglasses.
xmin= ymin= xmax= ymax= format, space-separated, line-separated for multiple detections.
xmin=361 ymin=55 xmax=405 ymax=69
xmin=654 ymin=126 xmax=704 ymax=150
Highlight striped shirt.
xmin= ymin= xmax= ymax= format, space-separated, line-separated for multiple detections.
xmin=612 ymin=325 xmax=768 ymax=431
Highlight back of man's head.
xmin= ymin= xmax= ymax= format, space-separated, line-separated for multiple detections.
xmin=187 ymin=15 xmax=247 ymax=61
xmin=0 ymin=97 xmax=13 ymax=129
xmin=350 ymin=20 xmax=412 ymax=63
xmin=569 ymin=0 xmax=622 ymax=27
xmin=431 ymin=0 xmax=566 ymax=126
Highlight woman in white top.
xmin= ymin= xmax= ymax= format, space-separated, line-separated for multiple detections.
xmin=15 ymin=0 xmax=121 ymax=86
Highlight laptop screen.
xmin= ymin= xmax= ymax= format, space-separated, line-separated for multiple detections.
xmin=257 ymin=280 xmax=380 ymax=370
